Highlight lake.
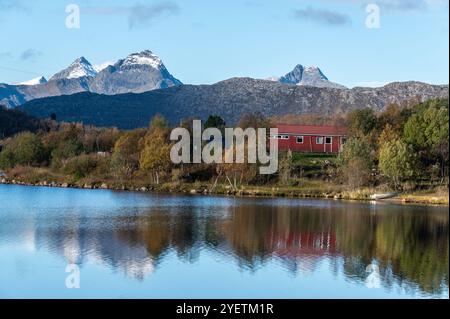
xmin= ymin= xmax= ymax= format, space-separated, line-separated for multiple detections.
xmin=0 ymin=184 xmax=448 ymax=299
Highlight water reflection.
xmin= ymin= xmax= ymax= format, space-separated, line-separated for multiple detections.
xmin=1 ymin=186 xmax=448 ymax=298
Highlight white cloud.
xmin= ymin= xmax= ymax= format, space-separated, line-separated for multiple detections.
xmin=81 ymin=2 xmax=180 ymax=29
xmin=20 ymin=48 xmax=43 ymax=62
xmin=294 ymin=7 xmax=352 ymax=26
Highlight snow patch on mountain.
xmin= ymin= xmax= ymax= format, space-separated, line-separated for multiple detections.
xmin=94 ymin=60 xmax=115 ymax=72
xmin=18 ymin=76 xmax=47 ymax=86
xmin=117 ymin=50 xmax=164 ymax=69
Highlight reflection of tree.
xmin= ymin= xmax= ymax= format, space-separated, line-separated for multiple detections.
xmin=117 ymin=210 xmax=201 ymax=263
xmin=142 ymin=212 xmax=169 ymax=258
xmin=219 ymin=204 xmax=448 ymax=294
xmin=171 ymin=212 xmax=199 ymax=262
xmin=30 ymin=201 xmax=448 ymax=295
xmin=335 ymin=206 xmax=448 ymax=294
xmin=220 ymin=207 xmax=275 ymax=265
xmin=373 ymin=211 xmax=449 ymax=294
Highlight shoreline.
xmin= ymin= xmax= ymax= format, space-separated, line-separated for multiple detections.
xmin=1 ymin=177 xmax=448 ymax=206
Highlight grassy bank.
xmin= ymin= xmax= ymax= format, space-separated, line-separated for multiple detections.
xmin=1 ymin=166 xmax=447 ymax=205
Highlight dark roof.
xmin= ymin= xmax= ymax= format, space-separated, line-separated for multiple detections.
xmin=276 ymin=124 xmax=347 ymax=136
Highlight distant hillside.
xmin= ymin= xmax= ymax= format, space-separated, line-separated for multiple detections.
xmin=0 ymin=107 xmax=47 ymax=138
xmin=20 ymin=78 xmax=448 ymax=129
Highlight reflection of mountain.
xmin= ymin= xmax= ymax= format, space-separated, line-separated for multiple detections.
xmin=13 ymin=203 xmax=448 ymax=294
xmin=25 ymin=214 xmax=156 ymax=281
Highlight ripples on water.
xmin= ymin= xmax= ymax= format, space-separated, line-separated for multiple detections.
xmin=0 ymin=184 xmax=448 ymax=298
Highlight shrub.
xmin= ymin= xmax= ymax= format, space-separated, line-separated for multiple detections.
xmin=63 ymin=154 xmax=110 ymax=179
xmin=0 ymin=149 xmax=15 ymax=169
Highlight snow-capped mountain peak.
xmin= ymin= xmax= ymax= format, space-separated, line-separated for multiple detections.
xmin=302 ymin=66 xmax=329 ymax=82
xmin=118 ymin=50 xmax=164 ymax=69
xmin=89 ymin=50 xmax=182 ymax=94
xmin=50 ymin=56 xmax=98 ymax=81
xmin=275 ymin=64 xmax=346 ymax=89
xmin=18 ymin=76 xmax=47 ymax=86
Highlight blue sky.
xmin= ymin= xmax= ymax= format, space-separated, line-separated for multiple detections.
xmin=0 ymin=0 xmax=448 ymax=87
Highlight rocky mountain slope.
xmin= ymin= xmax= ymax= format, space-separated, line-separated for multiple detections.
xmin=19 ymin=78 xmax=448 ymax=129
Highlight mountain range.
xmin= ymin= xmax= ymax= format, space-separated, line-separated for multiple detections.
xmin=19 ymin=78 xmax=448 ymax=129
xmin=0 ymin=50 xmax=182 ymax=108
xmin=2 ymin=51 xmax=366 ymax=109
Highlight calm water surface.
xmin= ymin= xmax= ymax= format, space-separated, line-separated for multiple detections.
xmin=0 ymin=184 xmax=448 ymax=299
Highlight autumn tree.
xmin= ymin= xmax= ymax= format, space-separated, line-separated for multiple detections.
xmin=83 ymin=127 xmax=120 ymax=153
xmin=216 ymin=144 xmax=258 ymax=191
xmin=43 ymin=123 xmax=85 ymax=169
xmin=278 ymin=150 xmax=293 ymax=185
xmin=378 ymin=103 xmax=411 ymax=134
xmin=139 ymin=116 xmax=172 ymax=184
xmin=110 ymin=129 xmax=146 ymax=178
xmin=238 ymin=112 xmax=272 ymax=129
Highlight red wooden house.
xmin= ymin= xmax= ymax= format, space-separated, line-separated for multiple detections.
xmin=272 ymin=124 xmax=347 ymax=154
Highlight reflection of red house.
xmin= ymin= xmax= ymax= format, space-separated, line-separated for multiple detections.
xmin=267 ymin=231 xmax=337 ymax=257
xmin=272 ymin=124 xmax=347 ymax=153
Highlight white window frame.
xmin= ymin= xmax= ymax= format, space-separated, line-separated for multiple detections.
xmin=296 ymin=136 xmax=304 ymax=144
xmin=316 ymin=137 xmax=324 ymax=144
xmin=272 ymin=135 xmax=289 ymax=140
xmin=325 ymin=137 xmax=332 ymax=144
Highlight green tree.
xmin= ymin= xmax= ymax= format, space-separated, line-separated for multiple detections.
xmin=379 ymin=139 xmax=419 ymax=188
xmin=337 ymin=137 xmax=373 ymax=188
xmin=0 ymin=149 xmax=15 ymax=170
xmin=347 ymin=108 xmax=378 ymax=137
xmin=64 ymin=154 xmax=110 ymax=179
xmin=403 ymin=99 xmax=449 ymax=178
xmin=0 ymin=132 xmax=44 ymax=168
xmin=204 ymin=115 xmax=226 ymax=131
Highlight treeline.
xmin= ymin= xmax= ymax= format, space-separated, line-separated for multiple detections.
xmin=0 ymin=99 xmax=448 ymax=192
xmin=337 ymin=98 xmax=449 ymax=189
xmin=0 ymin=112 xmax=273 ymax=189
xmin=0 ymin=106 xmax=55 ymax=139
